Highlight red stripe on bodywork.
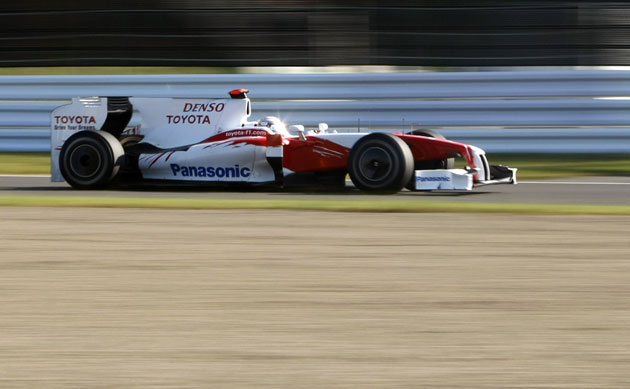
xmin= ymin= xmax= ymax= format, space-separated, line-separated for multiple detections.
xmin=267 ymin=133 xmax=283 ymax=147
xmin=203 ymin=137 xmax=267 ymax=149
xmin=148 ymin=152 xmax=167 ymax=168
xmin=283 ymin=137 xmax=350 ymax=172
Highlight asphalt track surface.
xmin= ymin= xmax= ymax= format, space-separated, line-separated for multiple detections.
xmin=2 ymin=176 xmax=630 ymax=387
xmin=2 ymin=175 xmax=630 ymax=205
xmin=1 ymin=208 xmax=630 ymax=388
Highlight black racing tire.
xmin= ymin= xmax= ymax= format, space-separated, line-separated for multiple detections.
xmin=405 ymin=129 xmax=455 ymax=191
xmin=59 ymin=131 xmax=124 ymax=189
xmin=348 ymin=133 xmax=414 ymax=193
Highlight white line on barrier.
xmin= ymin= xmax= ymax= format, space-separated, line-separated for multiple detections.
xmin=522 ymin=181 xmax=630 ymax=185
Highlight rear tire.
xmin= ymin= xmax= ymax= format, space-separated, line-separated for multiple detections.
xmin=348 ymin=133 xmax=413 ymax=193
xmin=59 ymin=131 xmax=124 ymax=189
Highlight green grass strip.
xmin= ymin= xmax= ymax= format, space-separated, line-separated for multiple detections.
xmin=488 ymin=153 xmax=630 ymax=179
xmin=1 ymin=195 xmax=630 ymax=215
xmin=0 ymin=153 xmax=50 ymax=175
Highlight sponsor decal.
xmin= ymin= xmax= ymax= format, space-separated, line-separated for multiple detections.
xmin=223 ymin=129 xmax=268 ymax=137
xmin=170 ymin=163 xmax=251 ymax=178
xmin=201 ymin=129 xmax=269 ymax=144
xmin=54 ymin=115 xmax=96 ymax=125
xmin=165 ymin=102 xmax=225 ymax=125
xmin=166 ymin=115 xmax=212 ymax=125
xmin=417 ymin=176 xmax=451 ymax=182
xmin=53 ymin=115 xmax=98 ymax=130
xmin=183 ymin=102 xmax=225 ymax=112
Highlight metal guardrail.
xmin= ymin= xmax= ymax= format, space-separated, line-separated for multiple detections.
xmin=2 ymin=71 xmax=630 ymax=152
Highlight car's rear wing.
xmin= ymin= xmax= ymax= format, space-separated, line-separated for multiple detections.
xmin=51 ymin=93 xmax=252 ymax=182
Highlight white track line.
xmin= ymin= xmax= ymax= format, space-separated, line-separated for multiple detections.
xmin=522 ymin=181 xmax=630 ymax=185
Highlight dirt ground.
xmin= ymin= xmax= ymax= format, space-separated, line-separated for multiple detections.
xmin=1 ymin=207 xmax=630 ymax=388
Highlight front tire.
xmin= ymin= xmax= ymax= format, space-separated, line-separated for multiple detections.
xmin=59 ymin=131 xmax=124 ymax=189
xmin=348 ymin=133 xmax=413 ymax=193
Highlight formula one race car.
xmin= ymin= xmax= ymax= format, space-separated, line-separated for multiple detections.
xmin=51 ymin=89 xmax=516 ymax=192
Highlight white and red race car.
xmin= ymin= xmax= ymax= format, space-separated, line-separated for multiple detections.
xmin=51 ymin=89 xmax=516 ymax=192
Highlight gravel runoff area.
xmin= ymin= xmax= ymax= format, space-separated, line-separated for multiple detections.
xmin=1 ymin=207 xmax=630 ymax=388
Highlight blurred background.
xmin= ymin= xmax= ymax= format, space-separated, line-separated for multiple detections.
xmin=2 ymin=0 xmax=630 ymax=68
xmin=3 ymin=0 xmax=630 ymax=169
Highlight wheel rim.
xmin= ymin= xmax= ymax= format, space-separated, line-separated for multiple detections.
xmin=358 ymin=146 xmax=393 ymax=182
xmin=68 ymin=144 xmax=103 ymax=179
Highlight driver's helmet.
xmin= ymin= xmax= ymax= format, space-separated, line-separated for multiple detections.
xmin=259 ymin=116 xmax=288 ymax=135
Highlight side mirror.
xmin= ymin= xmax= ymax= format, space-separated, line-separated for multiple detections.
xmin=289 ymin=125 xmax=306 ymax=141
